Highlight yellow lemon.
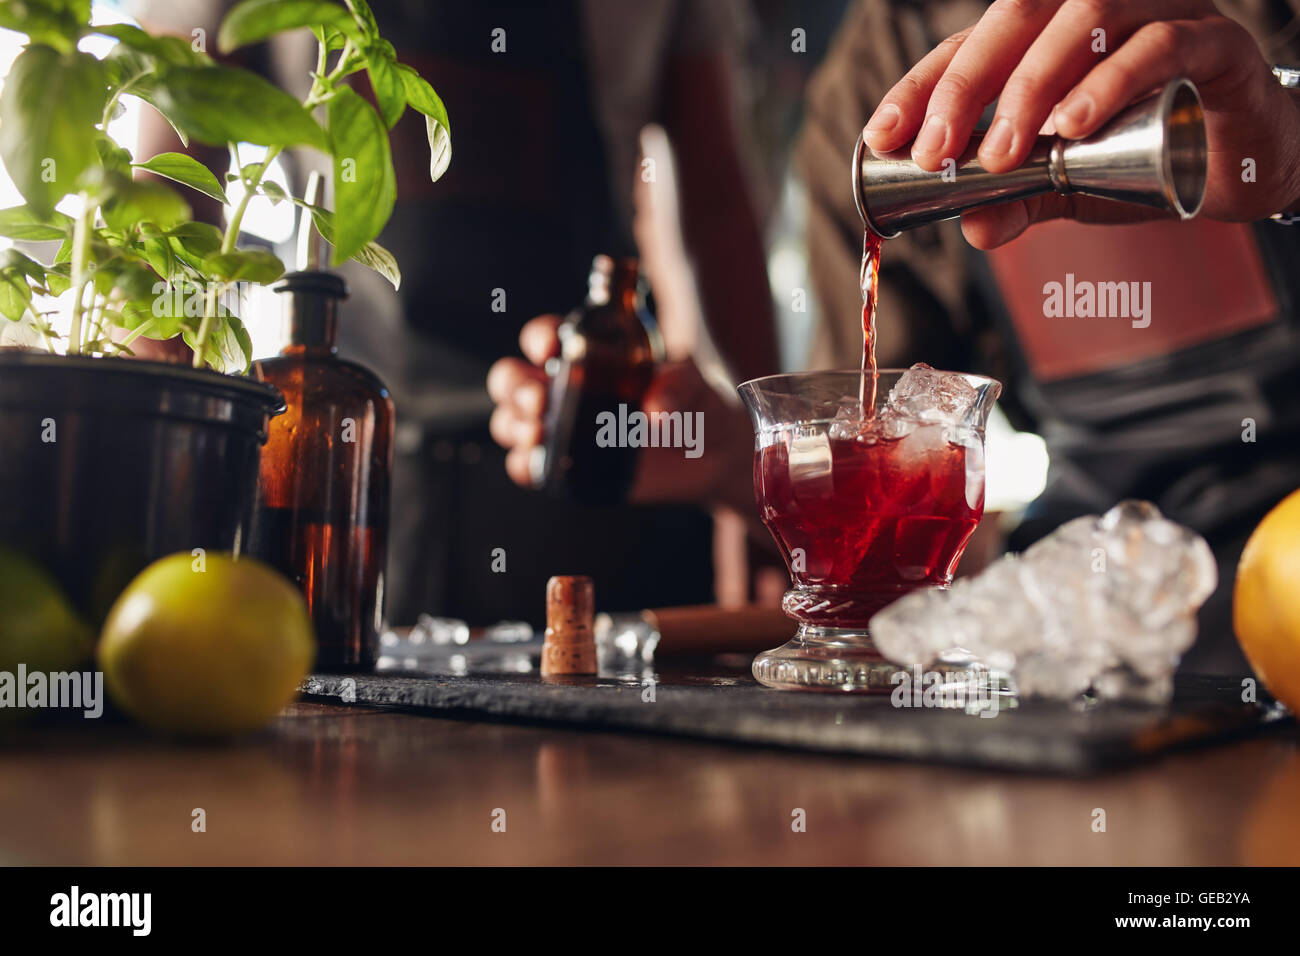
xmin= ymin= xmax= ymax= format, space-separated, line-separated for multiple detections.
xmin=98 ymin=552 xmax=314 ymax=735
xmin=1234 ymin=489 xmax=1300 ymax=714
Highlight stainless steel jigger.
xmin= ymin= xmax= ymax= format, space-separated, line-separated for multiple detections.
xmin=852 ymin=77 xmax=1208 ymax=238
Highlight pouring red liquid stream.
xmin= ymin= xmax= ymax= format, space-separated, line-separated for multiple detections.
xmin=859 ymin=230 xmax=883 ymax=408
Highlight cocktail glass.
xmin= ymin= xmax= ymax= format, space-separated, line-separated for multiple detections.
xmin=738 ymin=369 xmax=1002 ymax=692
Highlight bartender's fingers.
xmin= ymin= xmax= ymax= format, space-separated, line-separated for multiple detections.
xmin=503 ymin=447 xmax=534 ymax=488
xmin=907 ymin=1 xmax=1061 ymax=171
xmin=488 ymin=403 xmax=543 ymax=451
xmin=863 ymin=28 xmax=973 ymax=154
xmin=518 ymin=314 xmax=563 ymax=367
xmin=982 ymin=2 xmax=1211 ymax=171
xmin=486 ymin=356 xmax=543 ymax=410
xmin=1053 ymin=16 xmax=1250 ymax=142
xmin=488 ymin=400 xmax=544 ymax=451
xmin=487 ymin=358 xmax=546 ymax=447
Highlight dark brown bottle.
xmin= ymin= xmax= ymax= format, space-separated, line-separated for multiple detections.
xmin=251 ymin=271 xmax=394 ymax=671
xmin=536 ymin=255 xmax=661 ymax=504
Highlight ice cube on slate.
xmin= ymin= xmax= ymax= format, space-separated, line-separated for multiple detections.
xmin=870 ymin=500 xmax=1217 ymax=702
xmin=594 ymin=612 xmax=660 ymax=671
xmin=412 ymin=614 xmax=470 ymax=646
xmin=886 ymin=362 xmax=979 ymax=422
xmin=483 ymin=620 xmax=534 ymax=643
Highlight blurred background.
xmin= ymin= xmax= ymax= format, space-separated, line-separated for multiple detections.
xmin=38 ymin=0 xmax=1300 ymax=675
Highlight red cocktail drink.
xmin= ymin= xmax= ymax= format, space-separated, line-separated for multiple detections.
xmin=738 ymin=368 xmax=1001 ymax=692
xmin=756 ymin=425 xmax=981 ymax=627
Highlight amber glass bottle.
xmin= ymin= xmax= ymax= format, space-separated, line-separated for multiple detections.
xmin=536 ymin=255 xmax=660 ymax=504
xmin=251 ymin=271 xmax=394 ymax=671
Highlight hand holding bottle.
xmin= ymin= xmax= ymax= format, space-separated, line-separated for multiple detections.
xmin=487 ymin=316 xmax=753 ymax=512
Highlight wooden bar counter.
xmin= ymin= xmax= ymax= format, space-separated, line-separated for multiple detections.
xmin=1 ymin=696 xmax=1297 ymax=866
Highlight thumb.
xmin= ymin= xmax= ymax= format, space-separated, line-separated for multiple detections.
xmin=961 ymin=192 xmax=1171 ymax=248
xmin=960 ymin=199 xmax=1036 ymax=249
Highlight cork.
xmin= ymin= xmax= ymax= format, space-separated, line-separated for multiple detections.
xmin=541 ymin=575 xmax=596 ymax=676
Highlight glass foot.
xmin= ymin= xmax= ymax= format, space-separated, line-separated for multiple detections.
xmin=751 ymin=625 xmax=903 ymax=693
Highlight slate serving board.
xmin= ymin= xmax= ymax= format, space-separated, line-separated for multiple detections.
xmin=299 ymin=644 xmax=1290 ymax=774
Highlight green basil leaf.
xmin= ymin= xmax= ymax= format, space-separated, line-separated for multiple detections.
xmin=202 ymin=249 xmax=286 ymax=283
xmin=167 ymin=222 xmax=225 ymax=270
xmin=39 ymin=265 xmax=65 ymax=298
xmin=290 ymin=199 xmax=400 ymax=289
xmin=83 ymin=235 xmax=140 ymax=268
xmin=327 ymin=87 xmax=395 ymax=264
xmin=0 ymin=1 xmax=84 ymax=51
xmin=184 ymin=312 xmax=252 ymax=373
xmin=61 ymin=0 xmax=93 ymax=23
xmin=397 ymin=64 xmax=451 ymax=182
xmin=349 ymin=0 xmax=379 ymax=38
xmin=101 ymin=177 xmax=192 ymax=232
xmin=219 ymin=0 xmax=359 ymax=53
xmin=103 ymin=43 xmax=152 ymax=90
xmin=317 ymin=207 xmax=399 ymax=289
xmin=260 ymin=181 xmax=289 ymax=205
xmin=134 ymin=152 xmax=228 ymax=204
xmin=0 ymin=248 xmax=48 ymax=283
xmin=138 ymin=231 xmax=176 ymax=283
xmin=226 ymin=315 xmax=254 ymax=372
xmin=151 ymin=66 xmax=329 ymax=152
xmin=122 ymin=294 xmax=183 ymax=339
xmin=86 ymin=260 xmax=118 ymax=295
xmin=94 ymin=135 xmax=133 ymax=175
xmin=238 ymin=161 xmax=267 ymax=185
xmin=0 ymin=272 xmax=33 ymax=321
xmin=346 ymin=232 xmax=399 ymax=290
xmin=0 ymin=205 xmax=73 ymax=241
xmin=311 ymin=24 xmax=349 ymax=53
xmin=45 ymin=261 xmax=72 ymax=295
xmin=365 ymin=45 xmax=405 ymax=129
xmin=168 ymin=222 xmax=225 ymax=248
xmin=93 ymin=23 xmax=209 ymax=67
xmin=0 ymin=45 xmax=108 ymax=218
xmin=0 ymin=250 xmax=42 ymax=321
xmin=91 ymin=259 xmax=157 ymax=299
xmin=120 ymin=73 xmax=190 ymax=148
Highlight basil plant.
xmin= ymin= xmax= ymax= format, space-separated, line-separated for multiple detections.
xmin=0 ymin=0 xmax=450 ymax=371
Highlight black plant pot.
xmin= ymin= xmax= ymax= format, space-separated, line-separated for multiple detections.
xmin=0 ymin=352 xmax=285 ymax=626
